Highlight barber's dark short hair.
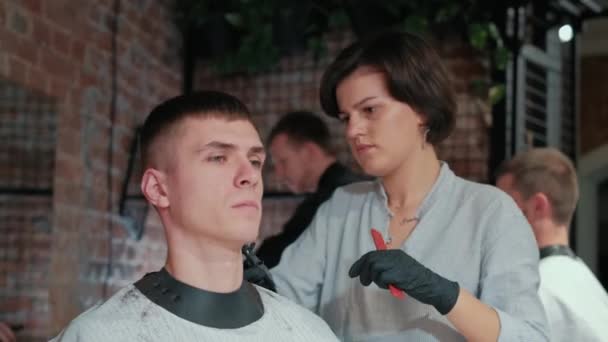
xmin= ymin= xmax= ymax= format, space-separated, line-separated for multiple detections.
xmin=267 ymin=111 xmax=334 ymax=155
xmin=140 ymin=90 xmax=253 ymax=168
xmin=320 ymin=30 xmax=456 ymax=145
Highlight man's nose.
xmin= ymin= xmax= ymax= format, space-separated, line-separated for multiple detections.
xmin=273 ymin=164 xmax=284 ymax=180
xmin=235 ymin=159 xmax=260 ymax=188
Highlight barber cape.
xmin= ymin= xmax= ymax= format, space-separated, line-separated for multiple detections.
xmin=539 ymin=247 xmax=608 ymax=342
xmin=50 ymin=269 xmax=338 ymax=341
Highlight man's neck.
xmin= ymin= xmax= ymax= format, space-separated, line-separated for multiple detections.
xmin=307 ymin=154 xmax=336 ymax=193
xmin=165 ymin=235 xmax=244 ymax=293
xmin=535 ymin=221 xmax=570 ymax=248
xmin=382 ymin=147 xmax=440 ymax=210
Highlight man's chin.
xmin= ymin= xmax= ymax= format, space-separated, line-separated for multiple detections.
xmin=229 ymin=222 xmax=260 ymax=242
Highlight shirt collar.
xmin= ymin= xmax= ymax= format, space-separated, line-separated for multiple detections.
xmin=135 ymin=268 xmax=264 ymax=329
xmin=374 ymin=162 xmax=454 ymax=219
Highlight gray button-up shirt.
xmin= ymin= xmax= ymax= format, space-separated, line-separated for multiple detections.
xmin=272 ymin=163 xmax=548 ymax=341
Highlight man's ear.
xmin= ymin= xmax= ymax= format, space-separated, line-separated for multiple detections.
xmin=301 ymin=141 xmax=321 ymax=159
xmin=530 ymin=192 xmax=552 ymax=221
xmin=141 ymin=168 xmax=170 ymax=208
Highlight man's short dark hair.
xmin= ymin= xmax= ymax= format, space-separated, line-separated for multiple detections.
xmin=319 ymin=30 xmax=456 ymax=145
xmin=496 ymin=148 xmax=579 ymax=226
xmin=140 ymin=90 xmax=253 ymax=168
xmin=267 ymin=111 xmax=334 ymax=155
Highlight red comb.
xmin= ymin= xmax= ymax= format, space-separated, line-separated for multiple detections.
xmin=370 ymin=228 xmax=405 ymax=299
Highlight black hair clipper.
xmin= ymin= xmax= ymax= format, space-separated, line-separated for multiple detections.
xmin=242 ymin=243 xmax=276 ymax=292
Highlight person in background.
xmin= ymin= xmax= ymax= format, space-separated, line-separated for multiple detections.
xmin=268 ymin=30 xmax=548 ymax=341
xmin=0 ymin=322 xmax=16 ymax=342
xmin=50 ymin=91 xmax=338 ymax=341
xmin=496 ymin=147 xmax=608 ymax=342
xmin=256 ymin=111 xmax=366 ymax=268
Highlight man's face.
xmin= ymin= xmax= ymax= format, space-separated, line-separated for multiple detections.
xmin=160 ymin=117 xmax=265 ymax=247
xmin=269 ymin=133 xmax=310 ymax=193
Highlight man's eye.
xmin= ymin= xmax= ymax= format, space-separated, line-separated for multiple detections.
xmin=207 ymin=155 xmax=226 ymax=163
xmin=250 ymin=159 xmax=263 ymax=169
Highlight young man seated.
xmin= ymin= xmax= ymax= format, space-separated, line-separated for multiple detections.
xmin=51 ymin=91 xmax=338 ymax=341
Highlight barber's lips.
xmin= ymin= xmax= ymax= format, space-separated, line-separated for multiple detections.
xmin=355 ymin=144 xmax=375 ymax=155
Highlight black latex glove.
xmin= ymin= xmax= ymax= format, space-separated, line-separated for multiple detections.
xmin=349 ymin=249 xmax=460 ymax=315
xmin=242 ymin=244 xmax=276 ymax=292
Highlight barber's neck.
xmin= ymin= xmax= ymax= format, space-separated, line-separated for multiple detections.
xmin=165 ymin=233 xmax=243 ymax=293
xmin=534 ymin=219 xmax=570 ymax=248
xmin=383 ymin=146 xmax=440 ymax=210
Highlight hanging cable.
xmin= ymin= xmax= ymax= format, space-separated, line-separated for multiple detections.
xmin=102 ymin=0 xmax=121 ymax=298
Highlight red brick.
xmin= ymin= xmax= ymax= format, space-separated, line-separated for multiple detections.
xmin=8 ymin=6 xmax=32 ymax=36
xmin=19 ymin=0 xmax=43 ymax=14
xmin=47 ymin=77 xmax=71 ymax=98
xmin=44 ymin=0 xmax=81 ymax=33
xmin=7 ymin=56 xmax=29 ymax=85
xmin=0 ymin=2 xmax=6 ymax=27
xmin=54 ymin=179 xmax=84 ymax=205
xmin=56 ymin=151 xmax=83 ymax=181
xmin=0 ymin=29 xmax=39 ymax=64
xmin=25 ymin=66 xmax=48 ymax=94
xmin=92 ymin=30 xmax=112 ymax=52
xmin=79 ymin=70 xmax=100 ymax=88
xmin=30 ymin=16 xmax=52 ymax=48
xmin=40 ymin=51 xmax=75 ymax=81
xmin=70 ymin=39 xmax=87 ymax=63
xmin=52 ymin=27 xmax=72 ymax=56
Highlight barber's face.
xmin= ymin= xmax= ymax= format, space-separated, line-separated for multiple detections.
xmin=147 ymin=117 xmax=265 ymax=248
xmin=269 ymin=133 xmax=310 ymax=194
xmin=335 ymin=65 xmax=425 ymax=178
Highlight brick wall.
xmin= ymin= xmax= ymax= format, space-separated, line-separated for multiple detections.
xmin=0 ymin=0 xmax=181 ymax=340
xmin=0 ymin=78 xmax=56 ymax=341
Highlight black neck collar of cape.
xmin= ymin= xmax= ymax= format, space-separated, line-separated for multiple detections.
xmin=539 ymin=245 xmax=576 ymax=260
xmin=134 ymin=268 xmax=264 ymax=329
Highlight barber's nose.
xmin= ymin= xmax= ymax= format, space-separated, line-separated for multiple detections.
xmin=345 ymin=114 xmax=364 ymax=140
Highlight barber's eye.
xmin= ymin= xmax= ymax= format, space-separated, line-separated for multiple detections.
xmin=337 ymin=113 xmax=350 ymax=123
xmin=363 ymin=106 xmax=376 ymax=114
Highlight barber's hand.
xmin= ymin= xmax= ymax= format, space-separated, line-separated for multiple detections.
xmin=349 ymin=249 xmax=460 ymax=315
xmin=0 ymin=322 xmax=16 ymax=342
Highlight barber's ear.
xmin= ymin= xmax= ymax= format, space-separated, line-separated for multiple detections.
xmin=530 ymin=192 xmax=551 ymax=220
xmin=141 ymin=168 xmax=170 ymax=208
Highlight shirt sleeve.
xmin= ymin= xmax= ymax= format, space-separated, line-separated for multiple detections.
xmin=270 ymin=199 xmax=332 ymax=313
xmin=49 ymin=306 xmax=107 ymax=342
xmin=479 ymin=197 xmax=550 ymax=341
